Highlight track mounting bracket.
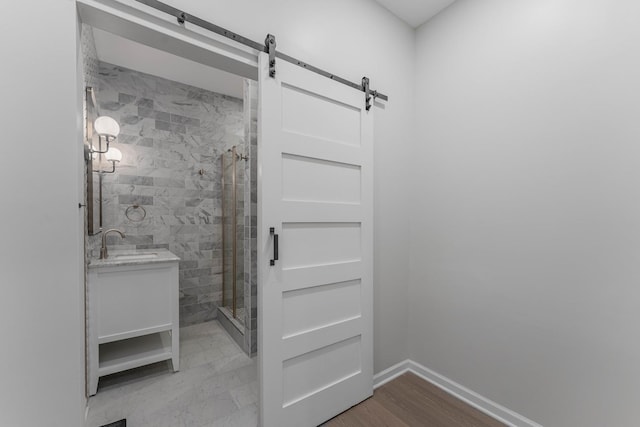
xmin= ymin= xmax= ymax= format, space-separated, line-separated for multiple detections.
xmin=362 ymin=77 xmax=377 ymax=111
xmin=265 ymin=34 xmax=277 ymax=78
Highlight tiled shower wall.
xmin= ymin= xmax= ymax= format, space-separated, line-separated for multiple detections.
xmin=243 ymin=80 xmax=258 ymax=355
xmin=93 ymin=62 xmax=245 ymax=326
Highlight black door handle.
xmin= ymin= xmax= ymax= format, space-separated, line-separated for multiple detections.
xmin=270 ymin=227 xmax=279 ymax=266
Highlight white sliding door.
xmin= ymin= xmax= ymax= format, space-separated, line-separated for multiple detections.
xmin=258 ymin=52 xmax=374 ymax=427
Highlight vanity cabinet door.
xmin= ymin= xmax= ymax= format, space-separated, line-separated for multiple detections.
xmin=96 ymin=264 xmax=176 ymax=342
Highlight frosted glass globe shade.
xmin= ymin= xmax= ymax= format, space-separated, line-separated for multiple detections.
xmin=94 ymin=116 xmax=120 ymax=138
xmin=105 ymin=147 xmax=122 ymax=162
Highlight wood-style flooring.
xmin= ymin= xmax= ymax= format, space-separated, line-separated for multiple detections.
xmin=323 ymin=373 xmax=506 ymax=427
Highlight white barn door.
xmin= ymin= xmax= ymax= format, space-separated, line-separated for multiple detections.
xmin=258 ymin=51 xmax=374 ymax=427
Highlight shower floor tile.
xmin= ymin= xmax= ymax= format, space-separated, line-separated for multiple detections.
xmin=87 ymin=321 xmax=257 ymax=427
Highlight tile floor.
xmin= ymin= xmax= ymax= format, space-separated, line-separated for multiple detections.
xmin=87 ymin=321 xmax=258 ymax=427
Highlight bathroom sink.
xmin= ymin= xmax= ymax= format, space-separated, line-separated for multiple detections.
xmin=113 ymin=253 xmax=158 ymax=260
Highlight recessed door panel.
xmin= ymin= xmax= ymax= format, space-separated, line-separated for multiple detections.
xmin=282 ymin=154 xmax=361 ymax=204
xmin=281 ymin=83 xmax=361 ymax=146
xmin=281 ymin=222 xmax=361 ymax=269
xmin=282 ymin=279 xmax=362 ymax=338
xmin=282 ymin=336 xmax=362 ymax=408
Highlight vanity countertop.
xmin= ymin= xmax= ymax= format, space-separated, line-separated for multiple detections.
xmin=88 ymin=248 xmax=180 ymax=268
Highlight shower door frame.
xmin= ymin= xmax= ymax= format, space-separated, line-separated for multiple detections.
xmin=221 ymin=146 xmax=242 ymax=320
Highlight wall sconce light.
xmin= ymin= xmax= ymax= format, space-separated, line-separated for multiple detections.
xmin=93 ymin=146 xmax=122 ymax=174
xmin=89 ymin=116 xmax=123 ymax=174
xmin=90 ymin=116 xmax=120 ymax=154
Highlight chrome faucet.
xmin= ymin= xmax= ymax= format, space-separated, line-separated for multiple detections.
xmin=100 ymin=228 xmax=126 ymax=259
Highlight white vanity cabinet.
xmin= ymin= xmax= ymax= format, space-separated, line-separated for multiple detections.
xmin=88 ymin=249 xmax=180 ymax=396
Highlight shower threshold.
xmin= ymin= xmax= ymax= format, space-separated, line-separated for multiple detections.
xmin=218 ymin=306 xmax=244 ymax=334
xmin=218 ymin=305 xmax=248 ymax=354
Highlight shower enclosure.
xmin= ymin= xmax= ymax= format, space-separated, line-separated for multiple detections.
xmin=217 ymin=79 xmax=258 ymax=357
xmin=221 ymin=146 xmax=246 ymax=326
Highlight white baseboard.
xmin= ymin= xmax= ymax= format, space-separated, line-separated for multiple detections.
xmin=374 ymin=359 xmax=542 ymax=427
xmin=373 ymin=359 xmax=412 ymax=389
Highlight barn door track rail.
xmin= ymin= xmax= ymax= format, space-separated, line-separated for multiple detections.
xmin=134 ymin=0 xmax=388 ymax=110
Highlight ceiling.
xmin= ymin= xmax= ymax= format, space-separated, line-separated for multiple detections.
xmin=92 ymin=28 xmax=245 ymax=99
xmin=374 ymin=0 xmax=457 ymax=28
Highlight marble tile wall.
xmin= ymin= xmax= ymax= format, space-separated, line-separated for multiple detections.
xmin=93 ymin=62 xmax=245 ymax=326
xmin=243 ymin=80 xmax=258 ymax=355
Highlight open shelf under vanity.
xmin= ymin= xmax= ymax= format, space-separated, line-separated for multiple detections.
xmin=98 ymin=330 xmax=174 ymax=377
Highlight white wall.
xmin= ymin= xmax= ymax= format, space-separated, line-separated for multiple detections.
xmin=0 ymin=1 xmax=85 ymax=426
xmin=412 ymin=1 xmax=640 ymax=426
xmin=164 ymin=0 xmax=415 ymax=373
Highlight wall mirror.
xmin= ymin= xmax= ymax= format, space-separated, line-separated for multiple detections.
xmin=85 ymin=86 xmax=101 ymax=236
